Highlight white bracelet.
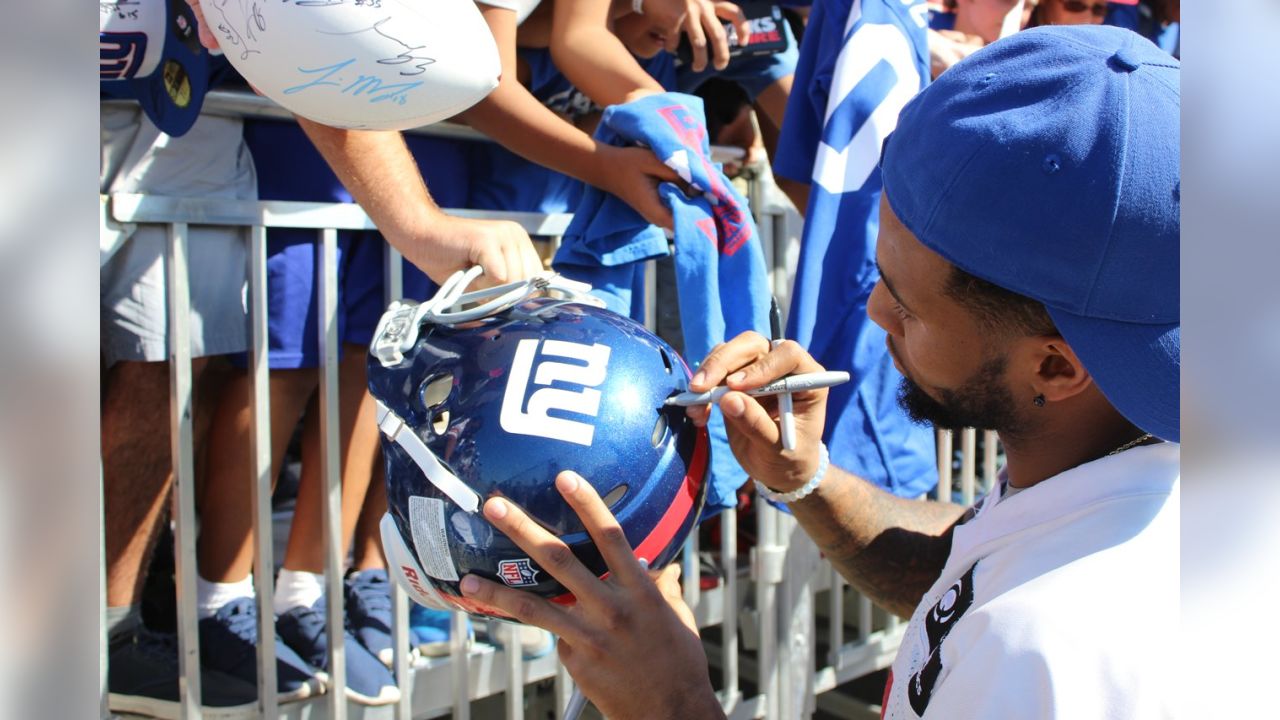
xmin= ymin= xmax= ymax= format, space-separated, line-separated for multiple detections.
xmin=754 ymin=443 xmax=829 ymax=504
xmin=632 ymin=0 xmax=644 ymax=14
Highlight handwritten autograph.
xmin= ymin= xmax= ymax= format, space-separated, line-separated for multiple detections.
xmin=100 ymin=0 xmax=142 ymax=20
xmin=293 ymin=0 xmax=383 ymax=5
xmin=206 ymin=0 xmax=263 ymax=60
xmin=283 ymin=58 xmax=424 ymax=105
xmin=318 ymin=16 xmax=436 ymax=76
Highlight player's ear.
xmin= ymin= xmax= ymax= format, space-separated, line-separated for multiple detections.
xmin=1026 ymin=336 xmax=1092 ymax=404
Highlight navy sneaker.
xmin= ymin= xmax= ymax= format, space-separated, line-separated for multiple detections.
xmin=344 ymin=568 xmax=418 ymax=668
xmin=409 ymin=603 xmax=474 ymax=658
xmin=197 ymin=597 xmax=322 ymax=703
xmin=277 ymin=598 xmax=400 ymax=706
xmin=108 ymin=627 xmax=258 ymax=719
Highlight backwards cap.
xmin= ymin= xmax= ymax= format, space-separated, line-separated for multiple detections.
xmin=882 ymin=25 xmax=1180 ymax=442
xmin=100 ymin=0 xmax=209 ymax=137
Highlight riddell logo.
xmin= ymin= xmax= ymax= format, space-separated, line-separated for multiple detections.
xmin=499 ymin=339 xmax=611 ymax=446
xmin=401 ymin=565 xmax=430 ymax=597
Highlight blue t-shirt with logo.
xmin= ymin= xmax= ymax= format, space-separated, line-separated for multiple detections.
xmin=774 ymin=0 xmax=940 ymax=498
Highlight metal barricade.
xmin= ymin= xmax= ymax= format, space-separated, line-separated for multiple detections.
xmin=101 ymin=145 xmax=1003 ymax=720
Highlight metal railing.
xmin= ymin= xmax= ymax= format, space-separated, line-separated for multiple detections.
xmin=100 ymin=107 xmax=1002 ymax=720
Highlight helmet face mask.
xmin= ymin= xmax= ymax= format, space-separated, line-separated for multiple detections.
xmin=370 ymin=272 xmax=710 ymax=618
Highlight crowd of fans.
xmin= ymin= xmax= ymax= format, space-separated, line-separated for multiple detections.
xmin=100 ymin=0 xmax=1180 ymax=715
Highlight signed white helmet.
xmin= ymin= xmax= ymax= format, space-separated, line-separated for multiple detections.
xmin=199 ymin=0 xmax=499 ymax=130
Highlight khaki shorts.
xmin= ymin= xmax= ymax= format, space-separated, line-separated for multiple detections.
xmin=100 ymin=105 xmax=257 ymax=366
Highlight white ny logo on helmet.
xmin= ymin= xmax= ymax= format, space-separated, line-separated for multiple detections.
xmin=500 ymin=339 xmax=612 ymax=446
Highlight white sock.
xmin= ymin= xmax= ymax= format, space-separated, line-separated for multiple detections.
xmin=274 ymin=569 xmax=326 ymax=615
xmin=196 ymin=575 xmax=255 ymax=619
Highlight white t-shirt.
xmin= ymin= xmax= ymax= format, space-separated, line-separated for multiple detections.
xmin=882 ymin=443 xmax=1179 ymax=719
xmin=476 ymin=0 xmax=541 ymax=24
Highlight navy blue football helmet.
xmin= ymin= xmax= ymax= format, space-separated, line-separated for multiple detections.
xmin=370 ymin=268 xmax=709 ymax=618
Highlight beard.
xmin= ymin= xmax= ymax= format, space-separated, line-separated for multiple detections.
xmin=896 ymin=354 xmax=1023 ymax=435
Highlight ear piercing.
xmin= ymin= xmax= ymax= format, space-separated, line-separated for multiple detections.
xmin=1033 ymin=394 xmax=1046 ymax=407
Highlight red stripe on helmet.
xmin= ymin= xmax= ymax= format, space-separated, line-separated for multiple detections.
xmin=632 ymin=425 xmax=709 ymax=564
xmin=547 ymin=427 xmax=710 ymax=606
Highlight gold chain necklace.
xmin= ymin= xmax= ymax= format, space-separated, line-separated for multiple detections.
xmin=1107 ymin=432 xmax=1155 ymax=457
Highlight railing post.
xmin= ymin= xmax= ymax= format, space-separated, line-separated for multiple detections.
xmin=720 ymin=507 xmax=740 ymax=711
xmin=383 ymin=244 xmax=414 ymax=720
xmin=683 ymin=529 xmax=701 ymax=611
xmin=555 ymin=663 xmax=575 ymax=719
xmin=983 ymin=430 xmax=999 ymax=494
xmin=247 ymin=224 xmax=279 ymax=716
xmin=166 ymin=222 xmax=202 ymax=720
xmin=100 ymin=461 xmax=108 ymax=720
xmin=451 ymin=612 xmax=471 ymax=720
xmin=777 ymin=516 xmax=819 ymax=720
xmin=960 ymin=428 xmax=977 ymax=506
xmin=755 ymin=500 xmax=781 ymax=720
xmin=317 ymin=227 xmax=347 ymax=720
xmin=505 ymin=622 xmax=523 ymax=720
xmin=935 ymin=429 xmax=954 ymax=503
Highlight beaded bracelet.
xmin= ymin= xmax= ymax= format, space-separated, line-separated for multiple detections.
xmin=754 ymin=443 xmax=829 ymax=504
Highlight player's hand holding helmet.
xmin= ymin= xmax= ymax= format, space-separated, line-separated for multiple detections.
xmin=370 ymin=268 xmax=710 ymax=618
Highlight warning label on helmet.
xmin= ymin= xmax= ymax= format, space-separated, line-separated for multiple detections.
xmin=409 ymin=496 xmax=459 ymax=582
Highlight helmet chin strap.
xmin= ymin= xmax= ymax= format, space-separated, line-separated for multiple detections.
xmin=375 ymin=399 xmax=482 ymax=514
xmin=371 ymin=266 xmax=605 ymax=367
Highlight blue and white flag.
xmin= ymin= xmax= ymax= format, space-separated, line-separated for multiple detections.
xmin=774 ymin=0 xmax=938 ymax=497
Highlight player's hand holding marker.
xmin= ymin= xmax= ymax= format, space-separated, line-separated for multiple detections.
xmin=685 ymin=331 xmax=837 ymax=494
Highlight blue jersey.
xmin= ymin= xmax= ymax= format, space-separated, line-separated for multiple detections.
xmin=774 ymin=0 xmax=939 ymax=498
xmin=928 ymin=8 xmax=956 ymax=31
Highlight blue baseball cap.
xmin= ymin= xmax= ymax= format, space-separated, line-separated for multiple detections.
xmin=881 ymin=25 xmax=1180 ymax=442
xmin=100 ymin=0 xmax=209 ymax=137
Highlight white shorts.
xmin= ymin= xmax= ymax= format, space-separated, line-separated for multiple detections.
xmin=100 ymin=105 xmax=257 ymax=366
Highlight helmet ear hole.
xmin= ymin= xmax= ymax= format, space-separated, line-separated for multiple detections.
xmin=651 ymin=413 xmax=669 ymax=447
xmin=601 ymin=484 xmax=629 ymax=509
xmin=430 ymin=409 xmax=451 ymax=436
xmin=419 ymin=373 xmax=454 ymax=411
xmin=659 ymin=347 xmax=673 ymax=374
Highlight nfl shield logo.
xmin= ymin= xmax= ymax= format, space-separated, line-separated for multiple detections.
xmin=497 ymin=559 xmax=539 ymax=587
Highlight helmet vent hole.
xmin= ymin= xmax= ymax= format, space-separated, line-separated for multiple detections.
xmin=430 ymin=409 xmax=450 ymax=436
xmin=602 ymin=484 xmax=629 ymax=509
xmin=651 ymin=413 xmax=669 ymax=447
xmin=419 ymin=373 xmax=454 ymax=411
xmin=659 ymin=348 xmax=673 ymax=374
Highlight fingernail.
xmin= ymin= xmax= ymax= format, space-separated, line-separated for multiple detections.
xmin=486 ymin=497 xmax=508 ymax=520
xmin=722 ymin=394 xmax=745 ymax=418
xmin=556 ymin=472 xmax=581 ymax=494
xmin=727 ymin=371 xmax=745 ymax=385
xmin=691 ymin=370 xmax=706 ymax=387
xmin=460 ymin=575 xmax=479 ymax=594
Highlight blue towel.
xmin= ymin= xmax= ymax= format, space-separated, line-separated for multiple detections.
xmin=554 ymin=92 xmax=771 ymax=516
